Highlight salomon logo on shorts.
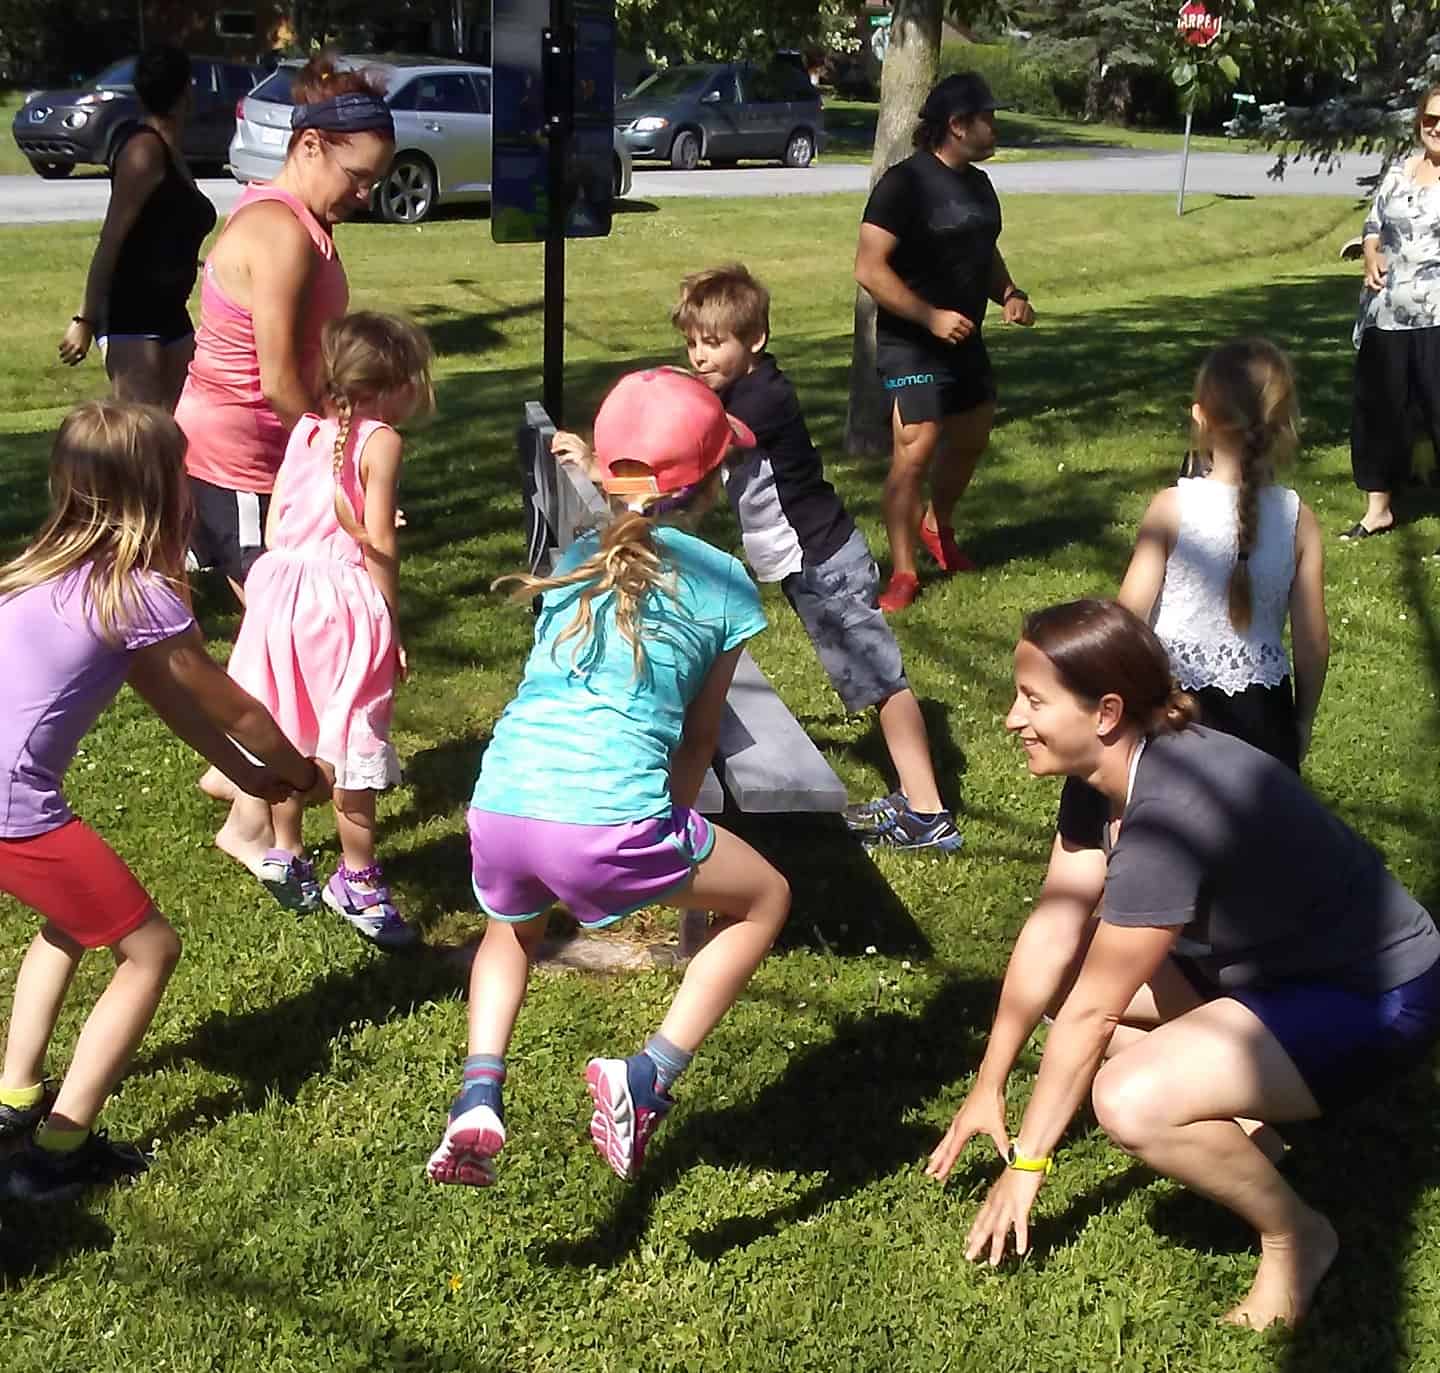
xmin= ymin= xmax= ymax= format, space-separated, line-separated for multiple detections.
xmin=884 ymin=373 xmax=936 ymax=389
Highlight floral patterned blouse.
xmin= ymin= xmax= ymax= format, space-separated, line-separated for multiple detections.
xmin=1353 ymin=155 xmax=1440 ymax=348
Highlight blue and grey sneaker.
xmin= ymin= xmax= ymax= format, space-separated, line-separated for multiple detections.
xmin=0 ymin=1083 xmax=52 ymax=1141
xmin=863 ymin=803 xmax=964 ymax=854
xmin=843 ymin=791 xmax=907 ymax=835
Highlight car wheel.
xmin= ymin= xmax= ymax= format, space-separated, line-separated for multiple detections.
xmin=30 ymin=159 xmax=74 ymax=180
xmin=782 ymin=129 xmax=815 ymax=168
xmin=377 ymin=154 xmax=436 ymax=224
xmin=669 ymin=130 xmax=700 ymax=171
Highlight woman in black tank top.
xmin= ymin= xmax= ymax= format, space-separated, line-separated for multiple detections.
xmin=57 ymin=45 xmax=217 ymax=410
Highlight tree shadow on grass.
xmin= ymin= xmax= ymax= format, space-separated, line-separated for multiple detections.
xmin=0 ymin=1198 xmax=114 ymax=1287
xmin=538 ymin=974 xmax=996 ymax=1268
xmin=133 ymin=951 xmax=464 ymax=1147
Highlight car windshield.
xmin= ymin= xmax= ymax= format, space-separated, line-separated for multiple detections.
xmin=248 ymin=66 xmax=301 ymax=104
xmin=627 ymin=66 xmax=711 ymax=101
xmin=93 ymin=58 xmax=136 ymax=90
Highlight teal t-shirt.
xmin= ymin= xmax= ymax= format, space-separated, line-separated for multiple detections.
xmin=473 ymin=526 xmax=767 ymax=825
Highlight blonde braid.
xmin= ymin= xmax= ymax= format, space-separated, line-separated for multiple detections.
xmin=494 ymin=511 xmax=675 ymax=675
xmin=329 ymin=385 xmax=369 ymax=544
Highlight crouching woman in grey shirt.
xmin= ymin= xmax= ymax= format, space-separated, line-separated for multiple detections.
xmin=927 ymin=599 xmax=1440 ymax=1331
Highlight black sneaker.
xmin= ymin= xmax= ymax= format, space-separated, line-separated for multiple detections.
xmin=864 ymin=803 xmax=964 ymax=854
xmin=0 ymin=1084 xmax=53 ymax=1141
xmin=2 ymin=1131 xmax=149 ymax=1203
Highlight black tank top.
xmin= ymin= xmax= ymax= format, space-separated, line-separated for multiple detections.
xmin=106 ymin=125 xmax=218 ymax=324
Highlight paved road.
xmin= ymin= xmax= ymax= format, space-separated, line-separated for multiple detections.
xmin=0 ymin=151 xmax=1380 ymax=224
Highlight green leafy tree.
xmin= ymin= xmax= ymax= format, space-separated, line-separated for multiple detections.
xmin=614 ymin=0 xmax=857 ymax=65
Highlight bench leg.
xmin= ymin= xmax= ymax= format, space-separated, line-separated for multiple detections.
xmin=679 ymin=908 xmax=710 ymax=959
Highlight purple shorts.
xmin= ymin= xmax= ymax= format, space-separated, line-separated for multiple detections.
xmin=467 ymin=805 xmax=715 ymax=929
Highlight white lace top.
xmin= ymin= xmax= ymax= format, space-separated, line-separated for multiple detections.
xmin=1151 ymin=478 xmax=1299 ymax=696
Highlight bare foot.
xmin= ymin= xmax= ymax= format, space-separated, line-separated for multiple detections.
xmin=1223 ymin=1209 xmax=1338 ymax=1331
xmin=214 ymin=809 xmax=275 ymax=878
xmin=199 ymin=767 xmax=239 ymax=803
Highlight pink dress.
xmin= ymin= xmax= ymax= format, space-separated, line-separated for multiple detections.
xmin=175 ymin=185 xmax=349 ymax=496
xmin=227 ymin=415 xmax=400 ymax=790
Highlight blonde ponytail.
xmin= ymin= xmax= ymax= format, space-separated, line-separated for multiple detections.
xmin=329 ymin=384 xmax=370 ymax=545
xmin=495 ymin=511 xmax=676 ymax=674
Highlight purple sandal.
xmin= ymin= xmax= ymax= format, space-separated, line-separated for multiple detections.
xmin=321 ymin=862 xmax=417 ymax=949
xmin=257 ymin=849 xmax=321 ymax=912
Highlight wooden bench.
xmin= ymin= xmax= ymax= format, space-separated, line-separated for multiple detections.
xmin=517 ymin=400 xmax=847 ymax=955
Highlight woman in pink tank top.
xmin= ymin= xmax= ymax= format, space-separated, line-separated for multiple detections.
xmin=174 ymin=53 xmax=395 ymax=601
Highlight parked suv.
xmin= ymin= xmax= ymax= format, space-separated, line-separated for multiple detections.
xmin=615 ymin=61 xmax=825 ymax=170
xmin=12 ymin=56 xmax=262 ymax=178
xmin=230 ymin=54 xmax=634 ymax=225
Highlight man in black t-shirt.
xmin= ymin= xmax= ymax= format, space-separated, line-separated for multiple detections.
xmin=855 ymin=72 xmax=1035 ymax=612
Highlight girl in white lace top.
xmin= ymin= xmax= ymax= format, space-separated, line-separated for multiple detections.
xmin=1118 ymin=339 xmax=1329 ymax=769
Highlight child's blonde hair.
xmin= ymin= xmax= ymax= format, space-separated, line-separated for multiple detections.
xmin=0 ymin=400 xmax=191 ymax=644
xmin=320 ymin=311 xmax=435 ymax=543
xmin=1191 ymin=338 xmax=1300 ymax=633
xmin=671 ymin=263 xmax=770 ymax=345
xmin=495 ymin=473 xmax=720 ymax=676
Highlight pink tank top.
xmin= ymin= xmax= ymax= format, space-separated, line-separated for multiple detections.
xmin=269 ymin=414 xmax=393 ymax=568
xmin=176 ymin=184 xmax=349 ymax=494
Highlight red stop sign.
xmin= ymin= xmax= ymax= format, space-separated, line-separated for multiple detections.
xmin=1177 ymin=0 xmax=1222 ymax=47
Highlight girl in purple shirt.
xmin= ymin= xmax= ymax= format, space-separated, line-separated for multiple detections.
xmin=0 ymin=400 xmax=320 ymax=1203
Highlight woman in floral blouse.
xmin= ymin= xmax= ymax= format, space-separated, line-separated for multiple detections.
xmin=1346 ymin=83 xmax=1440 ymax=539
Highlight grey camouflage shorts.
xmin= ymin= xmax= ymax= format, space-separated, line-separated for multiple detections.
xmin=781 ymin=529 xmax=909 ymax=712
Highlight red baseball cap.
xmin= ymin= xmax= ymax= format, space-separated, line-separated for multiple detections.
xmin=592 ymin=367 xmax=756 ymax=499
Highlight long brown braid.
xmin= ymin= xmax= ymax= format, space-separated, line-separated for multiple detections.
xmin=1191 ymin=339 xmax=1300 ymax=633
xmin=317 ymin=312 xmax=435 ymax=546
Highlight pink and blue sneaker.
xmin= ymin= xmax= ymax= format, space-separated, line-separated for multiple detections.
xmin=427 ymin=1082 xmax=505 ymax=1188
xmin=585 ymin=1053 xmax=673 ymax=1181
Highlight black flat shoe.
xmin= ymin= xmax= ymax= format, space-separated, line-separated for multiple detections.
xmin=1339 ymin=521 xmax=1394 ymax=540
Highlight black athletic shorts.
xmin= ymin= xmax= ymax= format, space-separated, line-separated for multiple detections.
xmin=187 ymin=475 xmax=271 ymax=585
xmin=876 ymin=333 xmax=996 ymax=425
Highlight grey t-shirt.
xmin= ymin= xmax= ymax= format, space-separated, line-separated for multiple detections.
xmin=1056 ymin=726 xmax=1439 ymax=995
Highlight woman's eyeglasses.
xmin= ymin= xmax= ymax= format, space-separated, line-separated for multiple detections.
xmin=1421 ymin=113 xmax=1440 ymax=130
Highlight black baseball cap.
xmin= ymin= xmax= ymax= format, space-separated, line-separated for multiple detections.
xmin=921 ymin=72 xmax=1004 ymax=122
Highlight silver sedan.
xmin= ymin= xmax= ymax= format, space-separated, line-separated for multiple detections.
xmin=229 ymin=54 xmax=632 ymax=224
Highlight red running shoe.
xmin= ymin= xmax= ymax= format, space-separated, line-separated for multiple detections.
xmin=919 ymin=519 xmax=975 ymax=573
xmin=878 ymin=571 xmax=921 ymax=613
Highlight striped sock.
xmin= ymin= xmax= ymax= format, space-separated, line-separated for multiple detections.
xmin=452 ymin=1054 xmax=506 ymax=1121
xmin=642 ymin=1034 xmax=692 ymax=1095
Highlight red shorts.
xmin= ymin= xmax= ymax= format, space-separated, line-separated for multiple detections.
xmin=0 ymin=819 xmax=154 ymax=948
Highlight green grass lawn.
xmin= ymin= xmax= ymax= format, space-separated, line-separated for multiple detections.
xmin=823 ymin=99 xmax=1254 ymax=163
xmin=4 ymin=189 xmax=1440 ymax=1372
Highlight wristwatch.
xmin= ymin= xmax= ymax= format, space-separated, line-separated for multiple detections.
xmin=1002 ymin=286 xmax=1029 ymax=304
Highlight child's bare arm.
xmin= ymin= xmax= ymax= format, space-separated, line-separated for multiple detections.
xmin=1289 ymin=501 xmax=1329 ymax=758
xmin=1116 ymin=489 xmax=1178 ymax=622
xmin=551 ymin=430 xmax=599 ymax=481
xmin=128 ymin=626 xmax=319 ymax=801
xmin=670 ymin=646 xmax=743 ymax=809
xmin=358 ymin=426 xmax=406 ymax=674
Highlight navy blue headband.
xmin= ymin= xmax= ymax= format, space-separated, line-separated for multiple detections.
xmin=291 ymin=93 xmax=394 ymax=138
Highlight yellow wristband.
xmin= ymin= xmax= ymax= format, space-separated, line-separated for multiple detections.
xmin=1007 ymin=1146 xmax=1053 ymax=1175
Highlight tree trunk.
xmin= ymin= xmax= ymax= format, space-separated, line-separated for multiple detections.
xmin=844 ymin=0 xmax=942 ymax=458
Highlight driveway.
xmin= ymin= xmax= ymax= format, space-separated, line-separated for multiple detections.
xmin=0 ymin=151 xmax=1381 ymax=225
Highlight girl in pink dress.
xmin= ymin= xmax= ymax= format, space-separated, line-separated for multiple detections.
xmin=224 ymin=312 xmax=434 ymax=948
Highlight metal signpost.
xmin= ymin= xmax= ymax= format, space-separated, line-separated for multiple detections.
xmin=491 ymin=0 xmax=616 ymax=424
xmin=1175 ymin=0 xmax=1222 ymax=216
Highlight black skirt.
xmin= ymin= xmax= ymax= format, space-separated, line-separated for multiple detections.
xmin=1193 ymin=679 xmax=1299 ymax=772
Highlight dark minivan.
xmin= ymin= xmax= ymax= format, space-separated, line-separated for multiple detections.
xmin=12 ymin=56 xmax=261 ymax=178
xmin=615 ymin=61 xmax=824 ymax=170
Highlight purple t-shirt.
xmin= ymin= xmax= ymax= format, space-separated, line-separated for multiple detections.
xmin=0 ymin=568 xmax=193 ymax=837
